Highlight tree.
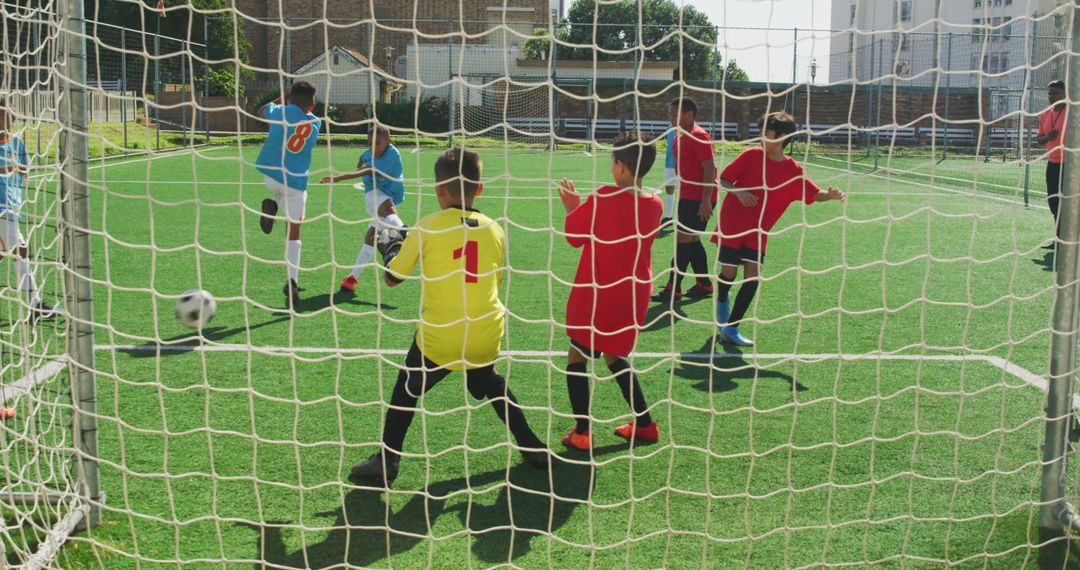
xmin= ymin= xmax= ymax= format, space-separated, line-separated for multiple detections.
xmin=85 ymin=0 xmax=251 ymax=95
xmin=523 ymin=0 xmax=719 ymax=80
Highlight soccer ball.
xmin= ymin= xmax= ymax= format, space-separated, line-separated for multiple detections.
xmin=175 ymin=289 xmax=217 ymax=329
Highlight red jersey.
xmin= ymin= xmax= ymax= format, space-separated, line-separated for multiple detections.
xmin=674 ymin=123 xmax=717 ymax=202
xmin=565 ymin=186 xmax=663 ymax=357
xmin=713 ymin=147 xmax=818 ymax=252
xmin=1039 ymin=106 xmax=1067 ymax=164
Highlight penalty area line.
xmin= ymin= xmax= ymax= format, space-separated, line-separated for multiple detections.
xmin=96 ymin=344 xmax=1051 ymax=400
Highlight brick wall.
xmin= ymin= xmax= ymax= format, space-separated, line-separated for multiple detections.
xmin=234 ymin=0 xmax=549 ymax=79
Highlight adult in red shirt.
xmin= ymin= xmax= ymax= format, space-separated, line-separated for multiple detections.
xmin=1036 ymin=79 xmax=1067 ymax=248
xmin=713 ymin=112 xmax=845 ymax=347
xmin=557 ymin=132 xmax=663 ymax=451
xmin=653 ymin=97 xmax=717 ymax=303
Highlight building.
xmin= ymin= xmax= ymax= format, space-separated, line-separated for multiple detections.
xmin=829 ymin=0 xmax=1070 ymax=118
xmin=292 ymin=46 xmax=400 ymax=105
xmin=232 ymin=0 xmax=552 ymax=87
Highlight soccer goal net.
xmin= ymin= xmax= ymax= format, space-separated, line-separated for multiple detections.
xmin=3 ymin=0 xmax=1080 ymax=568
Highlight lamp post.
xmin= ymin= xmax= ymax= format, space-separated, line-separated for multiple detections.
xmin=810 ymin=58 xmax=818 ymax=83
xmin=384 ymin=45 xmax=395 ymax=103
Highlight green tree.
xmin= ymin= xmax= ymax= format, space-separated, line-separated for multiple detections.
xmin=85 ymin=0 xmax=251 ymax=95
xmin=523 ymin=0 xmax=719 ymax=80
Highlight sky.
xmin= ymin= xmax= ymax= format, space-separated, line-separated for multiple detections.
xmin=685 ymin=0 xmax=835 ymax=84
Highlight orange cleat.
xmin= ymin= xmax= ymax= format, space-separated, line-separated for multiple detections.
xmin=340 ymin=275 xmax=358 ymax=293
xmin=561 ymin=429 xmax=592 ymax=451
xmin=0 ymin=406 xmax=15 ymax=421
xmin=614 ymin=421 xmax=659 ymax=443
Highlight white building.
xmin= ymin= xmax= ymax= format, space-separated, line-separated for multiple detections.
xmin=293 ymin=46 xmax=399 ymax=106
xmin=829 ymin=0 xmax=1070 ymax=113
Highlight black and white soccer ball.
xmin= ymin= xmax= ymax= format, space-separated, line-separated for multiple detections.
xmin=175 ymin=289 xmax=217 ymax=329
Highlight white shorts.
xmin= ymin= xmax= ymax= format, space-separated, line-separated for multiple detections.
xmin=664 ymin=168 xmax=678 ymax=188
xmin=0 ymin=216 xmax=26 ymax=252
xmin=364 ymin=189 xmax=395 ymax=226
xmin=264 ymin=176 xmax=307 ymax=223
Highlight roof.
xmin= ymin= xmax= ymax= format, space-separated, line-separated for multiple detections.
xmin=293 ymin=45 xmax=400 ymax=84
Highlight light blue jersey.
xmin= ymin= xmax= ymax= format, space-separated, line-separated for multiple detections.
xmin=0 ymin=135 xmax=28 ymax=220
xmin=665 ymin=129 xmax=677 ymax=169
xmin=255 ymin=103 xmax=322 ymax=190
xmin=360 ymin=144 xmax=405 ymax=205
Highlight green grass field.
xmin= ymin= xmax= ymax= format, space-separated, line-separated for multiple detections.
xmin=3 ymin=142 xmax=1072 ymax=568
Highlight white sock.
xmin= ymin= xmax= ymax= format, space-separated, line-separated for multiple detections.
xmin=664 ymin=193 xmax=676 ymax=216
xmin=15 ymin=258 xmax=39 ymax=307
xmin=350 ymin=244 xmax=376 ymax=279
xmin=285 ymin=240 xmax=301 ymax=283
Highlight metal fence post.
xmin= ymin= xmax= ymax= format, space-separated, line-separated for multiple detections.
xmin=58 ymin=0 xmax=101 ymax=531
xmin=943 ymin=32 xmax=952 ymax=161
xmin=154 ymin=19 xmax=160 ymax=151
xmin=121 ymin=26 xmax=127 ymax=150
xmin=204 ymin=16 xmax=210 ymax=143
xmin=874 ymin=37 xmax=883 ymax=170
xmin=866 ymin=37 xmax=875 ymax=158
xmin=1041 ymin=0 xmax=1080 ymax=535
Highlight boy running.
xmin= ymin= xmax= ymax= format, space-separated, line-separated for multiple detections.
xmin=557 ymin=132 xmax=664 ymax=450
xmin=350 ymin=147 xmax=549 ymax=486
xmin=713 ymin=112 xmax=845 ymax=347
xmin=320 ymin=126 xmax=407 ymax=293
xmin=254 ymin=81 xmax=322 ymax=309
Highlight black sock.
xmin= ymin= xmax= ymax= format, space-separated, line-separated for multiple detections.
xmin=728 ymin=280 xmax=760 ymax=326
xmin=566 ymin=362 xmax=591 ymax=434
xmin=382 ymin=369 xmax=420 ymax=457
xmin=689 ymin=241 xmax=709 ymax=286
xmin=674 ymin=243 xmax=692 ymax=291
xmin=484 ymin=376 xmax=544 ymax=449
xmin=608 ymin=359 xmax=653 ymax=428
xmin=664 ymin=257 xmax=676 ymax=289
xmin=716 ymin=272 xmax=734 ymax=303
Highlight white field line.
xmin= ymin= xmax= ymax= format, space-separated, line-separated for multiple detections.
xmin=97 ymin=343 xmax=1057 ymax=401
xmin=0 ymin=359 xmax=67 ymax=405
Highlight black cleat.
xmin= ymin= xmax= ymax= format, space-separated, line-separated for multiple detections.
xmin=350 ymin=451 xmax=400 ymax=486
xmin=651 ymin=285 xmax=682 ymax=303
xmin=260 ymin=199 xmax=278 ymax=235
xmin=520 ymin=448 xmax=551 ymax=470
xmin=283 ymin=279 xmax=303 ymax=309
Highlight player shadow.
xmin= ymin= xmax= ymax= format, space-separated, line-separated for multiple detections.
xmin=247 ymin=458 xmax=593 ymax=568
xmin=673 ymin=337 xmax=806 ymax=393
xmin=1033 ymin=250 xmax=1056 ymax=273
xmin=114 ymin=315 xmax=295 ymax=358
xmin=270 ymin=291 xmax=396 ymax=315
xmin=642 ymin=302 xmax=689 ymax=332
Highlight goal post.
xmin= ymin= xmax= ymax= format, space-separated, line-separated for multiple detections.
xmin=1042 ymin=0 xmax=1080 ymax=536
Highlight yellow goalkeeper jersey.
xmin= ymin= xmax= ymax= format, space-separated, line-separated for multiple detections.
xmin=387 ymin=206 xmax=506 ymax=370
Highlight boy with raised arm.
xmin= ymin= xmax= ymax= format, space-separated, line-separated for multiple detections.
xmin=713 ymin=111 xmax=845 ymax=347
xmin=350 ymin=147 xmax=549 ymax=486
xmin=254 ymin=81 xmax=322 ymax=309
xmin=558 ymin=132 xmax=664 ymax=450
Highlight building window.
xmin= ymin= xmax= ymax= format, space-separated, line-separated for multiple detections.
xmin=972 ymin=18 xmax=983 ymax=43
xmin=895 ymin=61 xmax=911 ymax=77
xmin=974 ymin=0 xmax=981 ymax=7
xmin=850 ymin=3 xmax=856 ymax=24
xmin=333 ymin=53 xmax=339 ymax=66
xmin=898 ymin=34 xmax=910 ymax=51
xmin=982 ymin=52 xmax=1009 ymax=73
xmin=894 ymin=1 xmax=912 ymax=23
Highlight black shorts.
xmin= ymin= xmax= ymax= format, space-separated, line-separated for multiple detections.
xmin=718 ymin=246 xmax=765 ymax=267
xmin=676 ymin=198 xmax=709 ymax=234
xmin=570 ymin=338 xmax=602 ymax=360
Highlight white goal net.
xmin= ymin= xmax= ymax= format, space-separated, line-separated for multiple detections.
xmin=1 ymin=0 xmax=1080 ymax=568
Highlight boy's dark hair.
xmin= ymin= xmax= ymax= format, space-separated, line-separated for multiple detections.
xmin=1048 ymin=79 xmax=1065 ymax=91
xmin=668 ymin=97 xmax=697 ymax=117
xmin=368 ymin=125 xmax=391 ymax=142
xmin=611 ymin=131 xmax=656 ymax=178
xmin=289 ymin=81 xmax=317 ymax=108
xmin=435 ymin=147 xmax=482 ymax=201
xmin=761 ymin=111 xmax=798 ymax=147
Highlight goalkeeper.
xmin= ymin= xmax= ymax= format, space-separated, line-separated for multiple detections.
xmin=350 ymin=147 xmax=549 ymax=486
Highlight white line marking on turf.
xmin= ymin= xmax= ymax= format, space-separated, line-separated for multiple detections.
xmin=0 ymin=360 xmax=67 ymax=405
xmin=97 ymin=343 xmax=1057 ymax=400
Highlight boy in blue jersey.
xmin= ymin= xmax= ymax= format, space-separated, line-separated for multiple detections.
xmin=254 ymin=81 xmax=322 ymax=309
xmin=0 ymin=99 xmax=60 ymax=321
xmin=320 ymin=126 xmax=407 ymax=294
xmin=663 ymin=127 xmax=677 ymax=224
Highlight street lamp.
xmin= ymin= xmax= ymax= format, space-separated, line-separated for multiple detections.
xmin=384 ymin=45 xmax=395 ymax=70
xmin=810 ymin=58 xmax=818 ymax=83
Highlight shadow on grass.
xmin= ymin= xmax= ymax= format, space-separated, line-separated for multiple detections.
xmin=1034 ymin=250 xmax=1055 ymax=273
xmin=674 ymin=336 xmax=806 ymax=393
xmin=249 ymin=459 xmax=593 ymax=568
xmin=642 ymin=302 xmax=688 ymax=333
xmin=271 ymin=289 xmax=396 ymax=314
